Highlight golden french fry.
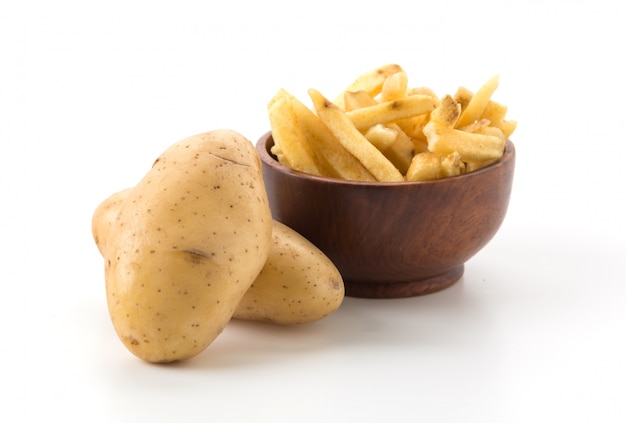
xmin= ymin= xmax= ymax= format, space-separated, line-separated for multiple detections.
xmin=395 ymin=113 xmax=430 ymax=143
xmin=480 ymin=100 xmax=507 ymax=122
xmin=376 ymin=123 xmax=414 ymax=175
xmin=480 ymin=100 xmax=517 ymax=138
xmin=429 ymin=95 xmax=461 ymax=127
xmin=413 ymin=137 xmax=429 ymax=154
xmin=475 ymin=125 xmax=506 ymax=139
xmin=309 ymin=88 xmax=404 ymax=182
xmin=496 ymin=120 xmax=517 ymax=139
xmin=464 ymin=158 xmax=499 ymax=173
xmin=364 ymin=124 xmax=398 ymax=151
xmin=408 ymin=86 xmax=439 ymax=99
xmin=301 ymin=118 xmax=377 ymax=182
xmin=270 ymin=143 xmax=290 ymax=167
xmin=381 ymin=71 xmax=408 ymax=102
xmin=453 ymin=86 xmax=473 ymax=111
xmin=275 ymin=89 xmax=375 ymax=181
xmin=455 ymin=74 xmax=500 ymax=128
xmin=460 ymin=118 xmax=491 ymax=133
xmin=423 ymin=121 xmax=506 ymax=162
xmin=333 ymin=64 xmax=405 ymax=109
xmin=268 ymin=90 xmax=322 ymax=175
xmin=440 ymin=151 xmax=464 ymax=177
xmin=346 ymin=95 xmax=437 ymax=131
xmin=343 ymin=90 xmax=377 ymax=111
xmin=405 ymin=152 xmax=441 ymax=181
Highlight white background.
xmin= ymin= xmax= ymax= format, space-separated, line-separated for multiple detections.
xmin=1 ymin=1 xmax=625 ymax=422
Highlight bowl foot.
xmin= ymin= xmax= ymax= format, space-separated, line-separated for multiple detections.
xmin=344 ymin=265 xmax=464 ymax=299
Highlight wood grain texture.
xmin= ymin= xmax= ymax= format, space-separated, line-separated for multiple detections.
xmin=257 ymin=132 xmax=516 ymax=298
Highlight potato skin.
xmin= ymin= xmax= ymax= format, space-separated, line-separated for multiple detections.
xmin=103 ymin=130 xmax=272 ymax=363
xmin=94 ymin=193 xmax=345 ymax=328
xmin=233 ymin=220 xmax=344 ymax=325
xmin=92 ymin=188 xmax=132 ymax=256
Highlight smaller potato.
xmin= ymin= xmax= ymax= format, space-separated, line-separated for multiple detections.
xmin=234 ymin=221 xmax=345 ymax=325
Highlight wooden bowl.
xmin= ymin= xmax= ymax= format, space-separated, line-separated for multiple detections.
xmin=256 ymin=132 xmax=516 ymax=299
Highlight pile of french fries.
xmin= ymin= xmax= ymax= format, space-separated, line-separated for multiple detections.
xmin=268 ymin=64 xmax=516 ymax=182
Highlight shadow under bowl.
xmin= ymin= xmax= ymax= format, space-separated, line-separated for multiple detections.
xmin=256 ymin=132 xmax=516 ymax=299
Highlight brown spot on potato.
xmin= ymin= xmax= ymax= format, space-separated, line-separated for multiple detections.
xmin=183 ymin=248 xmax=210 ymax=264
xmin=125 ymin=337 xmax=140 ymax=346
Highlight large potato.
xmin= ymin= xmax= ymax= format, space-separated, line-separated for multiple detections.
xmin=234 ymin=220 xmax=344 ymax=325
xmin=92 ymin=188 xmax=131 ymax=256
xmin=94 ymin=194 xmax=345 ymax=327
xmin=102 ymin=130 xmax=272 ymax=363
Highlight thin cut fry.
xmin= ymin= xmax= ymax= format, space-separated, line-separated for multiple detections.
xmin=405 ymin=152 xmax=441 ymax=181
xmin=381 ymin=71 xmax=408 ymax=102
xmin=480 ymin=100 xmax=517 ymax=138
xmin=272 ymin=89 xmax=375 ymax=181
xmin=423 ymin=120 xmax=506 ymax=162
xmin=346 ymin=95 xmax=437 ymax=131
xmin=453 ymin=86 xmax=473 ymax=111
xmin=429 ymin=95 xmax=461 ymax=127
xmin=440 ymin=151 xmax=464 ymax=177
xmin=460 ymin=118 xmax=491 ymax=133
xmin=381 ymin=123 xmax=415 ymax=174
xmin=343 ymin=90 xmax=377 ymax=111
xmin=309 ymin=88 xmax=404 ymax=182
xmin=268 ymin=91 xmax=322 ymax=175
xmin=455 ymin=74 xmax=500 ymax=128
xmin=364 ymin=124 xmax=398 ymax=151
xmin=333 ymin=64 xmax=405 ymax=109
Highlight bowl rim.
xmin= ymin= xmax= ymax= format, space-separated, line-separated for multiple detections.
xmin=256 ymin=131 xmax=515 ymax=187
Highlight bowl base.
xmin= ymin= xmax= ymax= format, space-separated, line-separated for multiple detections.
xmin=344 ymin=265 xmax=464 ymax=299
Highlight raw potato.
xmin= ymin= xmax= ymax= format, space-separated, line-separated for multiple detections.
xmin=234 ymin=220 xmax=344 ymax=325
xmin=103 ymin=130 xmax=272 ymax=363
xmin=92 ymin=188 xmax=131 ymax=256
xmin=93 ymin=192 xmax=345 ymax=326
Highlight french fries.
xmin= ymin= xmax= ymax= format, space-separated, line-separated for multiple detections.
xmin=267 ymin=64 xmax=517 ymax=182
xmin=455 ymin=74 xmax=500 ymax=129
xmin=345 ymin=95 xmax=437 ymax=131
xmin=268 ymin=90 xmax=321 ymax=176
xmin=333 ymin=64 xmax=405 ymax=109
xmin=269 ymin=89 xmax=375 ymax=181
xmin=309 ymin=89 xmax=404 ymax=182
